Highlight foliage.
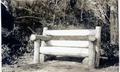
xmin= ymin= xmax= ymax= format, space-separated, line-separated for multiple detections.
xmin=2 ymin=0 xmax=118 ymax=65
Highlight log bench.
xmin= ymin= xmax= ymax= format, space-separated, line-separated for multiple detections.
xmin=30 ymin=26 xmax=101 ymax=68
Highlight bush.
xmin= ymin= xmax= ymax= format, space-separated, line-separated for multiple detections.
xmin=2 ymin=0 xmax=118 ymax=65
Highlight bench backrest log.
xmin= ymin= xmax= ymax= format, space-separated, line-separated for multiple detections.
xmin=30 ymin=26 xmax=101 ymax=68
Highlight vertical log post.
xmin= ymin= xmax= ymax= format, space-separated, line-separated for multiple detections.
xmin=33 ymin=39 xmax=40 ymax=63
xmin=110 ymin=2 xmax=118 ymax=45
xmin=88 ymin=41 xmax=95 ymax=68
xmin=88 ymin=26 xmax=101 ymax=68
xmin=95 ymin=26 xmax=101 ymax=67
xmin=40 ymin=27 xmax=48 ymax=63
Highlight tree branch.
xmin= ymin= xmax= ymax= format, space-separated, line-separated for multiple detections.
xmin=15 ymin=16 xmax=41 ymax=20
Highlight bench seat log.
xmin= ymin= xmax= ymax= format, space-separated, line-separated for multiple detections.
xmin=40 ymin=47 xmax=89 ymax=57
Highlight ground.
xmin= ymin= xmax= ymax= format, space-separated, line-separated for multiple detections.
xmin=2 ymin=53 xmax=119 ymax=72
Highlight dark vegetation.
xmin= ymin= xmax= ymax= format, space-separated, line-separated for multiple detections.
xmin=2 ymin=0 xmax=118 ymax=66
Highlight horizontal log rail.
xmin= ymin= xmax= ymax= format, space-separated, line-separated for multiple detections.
xmin=45 ymin=29 xmax=95 ymax=36
xmin=30 ymin=34 xmax=52 ymax=41
xmin=46 ymin=40 xmax=89 ymax=48
xmin=40 ymin=47 xmax=89 ymax=57
xmin=30 ymin=34 xmax=96 ymax=41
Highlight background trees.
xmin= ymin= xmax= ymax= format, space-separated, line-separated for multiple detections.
xmin=2 ymin=0 xmax=118 ymax=64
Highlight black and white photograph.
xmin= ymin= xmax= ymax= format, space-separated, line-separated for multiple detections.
xmin=1 ymin=0 xmax=119 ymax=72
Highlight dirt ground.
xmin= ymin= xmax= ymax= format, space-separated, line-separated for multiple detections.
xmin=2 ymin=53 xmax=119 ymax=72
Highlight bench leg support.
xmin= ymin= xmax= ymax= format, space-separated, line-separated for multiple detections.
xmin=82 ymin=57 xmax=89 ymax=65
xmin=88 ymin=41 xmax=95 ymax=68
xmin=40 ymin=54 xmax=45 ymax=63
xmin=33 ymin=40 xmax=40 ymax=63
